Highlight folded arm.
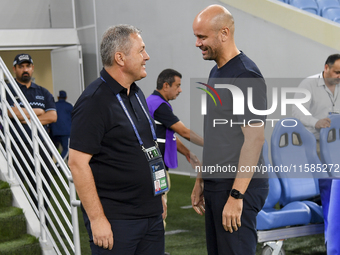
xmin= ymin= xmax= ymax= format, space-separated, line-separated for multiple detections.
xmin=8 ymin=106 xmax=56 ymax=125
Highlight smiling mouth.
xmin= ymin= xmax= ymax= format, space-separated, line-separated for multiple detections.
xmin=200 ymin=47 xmax=208 ymax=54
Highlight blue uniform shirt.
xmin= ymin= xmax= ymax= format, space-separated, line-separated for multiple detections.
xmin=50 ymin=99 xmax=73 ymax=136
xmin=7 ymin=80 xmax=56 ymax=142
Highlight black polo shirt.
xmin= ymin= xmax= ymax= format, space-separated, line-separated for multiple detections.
xmin=70 ymin=68 xmax=162 ymax=220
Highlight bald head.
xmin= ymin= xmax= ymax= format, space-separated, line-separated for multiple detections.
xmin=193 ymin=5 xmax=240 ymax=67
xmin=194 ymin=5 xmax=234 ymax=35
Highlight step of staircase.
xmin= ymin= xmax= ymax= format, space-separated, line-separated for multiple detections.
xmin=0 ymin=207 xmax=26 ymax=242
xmin=0 ymin=180 xmax=11 ymax=207
xmin=0 ymin=180 xmax=42 ymax=255
xmin=0 ymin=234 xmax=41 ymax=255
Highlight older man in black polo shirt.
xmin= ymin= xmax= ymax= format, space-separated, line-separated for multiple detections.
xmin=69 ymin=25 xmax=166 ymax=255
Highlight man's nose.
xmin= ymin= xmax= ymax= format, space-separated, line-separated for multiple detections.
xmin=144 ymin=51 xmax=150 ymax=61
xmin=195 ymin=38 xmax=202 ymax=47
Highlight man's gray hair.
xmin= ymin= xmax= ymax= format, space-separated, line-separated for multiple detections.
xmin=100 ymin=24 xmax=141 ymax=67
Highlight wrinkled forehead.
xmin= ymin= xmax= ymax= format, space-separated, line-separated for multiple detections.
xmin=130 ymin=33 xmax=145 ymax=47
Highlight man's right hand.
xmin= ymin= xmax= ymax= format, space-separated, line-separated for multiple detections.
xmin=191 ymin=178 xmax=205 ymax=215
xmin=90 ymin=216 xmax=114 ymax=250
xmin=315 ymin=118 xmax=331 ymax=129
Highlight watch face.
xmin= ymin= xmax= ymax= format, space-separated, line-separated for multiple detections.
xmin=230 ymin=189 xmax=243 ymax=199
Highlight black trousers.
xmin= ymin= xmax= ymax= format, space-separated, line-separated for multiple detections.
xmin=204 ymin=186 xmax=268 ymax=255
xmin=82 ymin=208 xmax=165 ymax=255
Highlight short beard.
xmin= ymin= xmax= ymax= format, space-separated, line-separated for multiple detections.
xmin=326 ymin=78 xmax=340 ymax=86
xmin=18 ymin=74 xmax=31 ymax=83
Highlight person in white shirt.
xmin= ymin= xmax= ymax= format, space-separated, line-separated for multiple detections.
xmin=292 ymin=54 xmax=340 ymax=143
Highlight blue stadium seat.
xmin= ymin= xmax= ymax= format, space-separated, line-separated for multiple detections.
xmin=318 ymin=112 xmax=340 ymax=247
xmin=261 ymin=139 xmax=280 ymax=209
xmin=326 ymin=179 xmax=340 ymax=254
xmin=316 ymin=0 xmax=340 ymax=16
xmin=271 ymin=118 xmax=326 ymax=223
xmin=271 ymin=118 xmax=328 ymax=204
xmin=322 ymin=6 xmax=340 ymax=22
xmin=290 ymin=0 xmax=319 ymax=14
xmin=320 ymin=114 xmax=340 ymax=177
xmin=256 ymin=140 xmax=312 ymax=230
xmin=319 ymin=178 xmax=332 ymax=246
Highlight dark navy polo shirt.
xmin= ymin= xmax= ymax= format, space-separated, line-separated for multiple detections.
xmin=203 ymin=52 xmax=268 ymax=190
xmin=7 ymin=81 xmax=56 ymax=142
xmin=70 ymin=68 xmax=162 ymax=220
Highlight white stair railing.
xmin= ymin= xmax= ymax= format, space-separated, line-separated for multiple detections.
xmin=0 ymin=56 xmax=81 ymax=255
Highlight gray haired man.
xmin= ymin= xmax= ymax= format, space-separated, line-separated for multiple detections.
xmin=69 ymin=25 xmax=166 ymax=255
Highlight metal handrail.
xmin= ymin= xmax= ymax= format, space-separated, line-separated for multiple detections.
xmin=0 ymin=56 xmax=81 ymax=255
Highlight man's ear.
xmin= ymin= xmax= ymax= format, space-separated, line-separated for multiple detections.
xmin=163 ymin=82 xmax=170 ymax=90
xmin=324 ymin=64 xmax=330 ymax=73
xmin=221 ymin=27 xmax=229 ymax=42
xmin=114 ymin=52 xmax=125 ymax=67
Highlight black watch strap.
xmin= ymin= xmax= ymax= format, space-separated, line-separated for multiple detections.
xmin=230 ymin=189 xmax=244 ymax=199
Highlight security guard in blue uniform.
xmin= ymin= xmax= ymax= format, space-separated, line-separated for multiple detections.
xmin=7 ymin=53 xmax=57 ymax=210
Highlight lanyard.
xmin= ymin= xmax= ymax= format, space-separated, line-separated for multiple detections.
xmin=101 ymin=76 xmax=157 ymax=148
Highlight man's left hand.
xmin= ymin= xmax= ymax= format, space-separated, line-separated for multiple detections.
xmin=222 ymin=197 xmax=243 ymax=233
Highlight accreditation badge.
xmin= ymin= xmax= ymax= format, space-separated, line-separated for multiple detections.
xmin=144 ymin=146 xmax=169 ymax=196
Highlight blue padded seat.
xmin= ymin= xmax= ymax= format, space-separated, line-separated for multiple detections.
xmin=326 ymin=179 xmax=340 ymax=254
xmin=261 ymin=140 xmax=280 ymax=209
xmin=319 ymin=116 xmax=340 ymax=244
xmin=256 ymin=201 xmax=312 ymax=230
xmin=271 ymin=118 xmax=328 ymax=205
xmin=290 ymin=0 xmax=319 ymax=14
xmin=316 ymin=0 xmax=340 ymax=15
xmin=320 ymin=114 xmax=340 ymax=177
xmin=270 ymin=118 xmax=326 ymax=223
xmin=322 ymin=6 xmax=340 ymax=22
xmin=256 ymin=140 xmax=312 ymax=230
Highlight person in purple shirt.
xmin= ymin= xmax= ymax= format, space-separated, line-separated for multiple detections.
xmin=146 ymin=68 xmax=203 ymax=228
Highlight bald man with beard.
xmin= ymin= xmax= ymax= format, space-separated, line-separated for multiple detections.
xmin=191 ymin=5 xmax=269 ymax=255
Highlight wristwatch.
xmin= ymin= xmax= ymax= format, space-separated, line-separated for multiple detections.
xmin=230 ymin=189 xmax=244 ymax=199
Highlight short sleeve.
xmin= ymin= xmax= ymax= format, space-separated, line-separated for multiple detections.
xmin=236 ymin=72 xmax=267 ymax=123
xmin=43 ymin=88 xmax=56 ymax=112
xmin=153 ymin=103 xmax=180 ymax=128
xmin=70 ymin=95 xmax=106 ymax=154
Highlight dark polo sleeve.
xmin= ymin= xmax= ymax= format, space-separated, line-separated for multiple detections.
xmin=153 ymin=103 xmax=180 ymax=128
xmin=70 ymin=93 xmax=106 ymax=155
